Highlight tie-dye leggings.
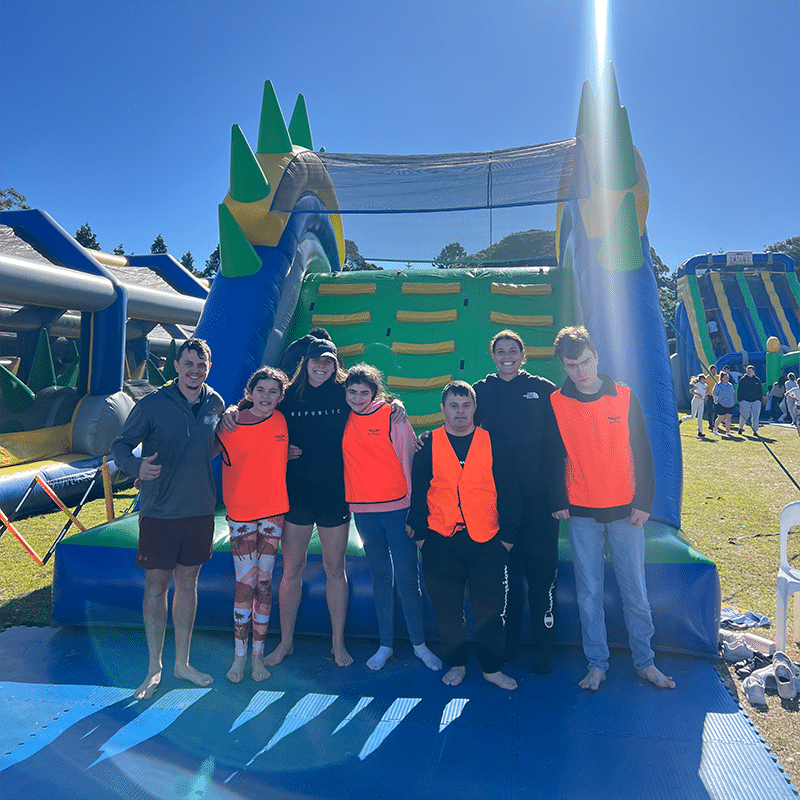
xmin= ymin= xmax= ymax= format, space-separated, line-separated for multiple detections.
xmin=228 ymin=514 xmax=283 ymax=657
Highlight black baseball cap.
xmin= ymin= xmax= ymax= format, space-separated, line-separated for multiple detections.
xmin=306 ymin=337 xmax=338 ymax=360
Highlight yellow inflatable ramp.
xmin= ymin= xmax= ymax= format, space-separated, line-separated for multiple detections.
xmin=318 ymin=283 xmax=377 ymax=295
xmin=391 ymin=341 xmax=456 ymax=355
xmin=491 ymin=282 xmax=552 ymax=296
xmin=489 ymin=311 xmax=554 ymax=327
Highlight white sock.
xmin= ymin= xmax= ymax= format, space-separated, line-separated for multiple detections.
xmin=413 ymin=643 xmax=443 ymax=671
xmin=367 ymin=646 xmax=393 ymax=671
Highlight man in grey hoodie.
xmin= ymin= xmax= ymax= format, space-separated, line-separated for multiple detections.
xmin=112 ymin=338 xmax=224 ymax=700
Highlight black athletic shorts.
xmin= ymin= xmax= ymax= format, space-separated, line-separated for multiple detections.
xmin=285 ymin=482 xmax=350 ymax=528
xmin=136 ymin=515 xmax=215 ymax=570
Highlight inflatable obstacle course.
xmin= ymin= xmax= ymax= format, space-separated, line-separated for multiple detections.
xmin=49 ymin=69 xmax=721 ymax=657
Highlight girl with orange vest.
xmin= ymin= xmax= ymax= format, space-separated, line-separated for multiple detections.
xmin=215 ymin=367 xmax=289 ymax=684
xmin=342 ymin=364 xmax=442 ymax=672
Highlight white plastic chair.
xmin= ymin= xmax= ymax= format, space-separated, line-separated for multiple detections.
xmin=776 ymin=502 xmax=800 ymax=651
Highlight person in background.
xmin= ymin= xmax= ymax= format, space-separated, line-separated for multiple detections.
xmin=342 ymin=364 xmax=442 ymax=672
xmin=705 ymin=365 xmax=719 ymax=431
xmin=550 ymin=326 xmax=674 ymax=692
xmin=712 ymin=370 xmax=736 ymax=436
xmin=681 ymin=374 xmax=708 ymax=438
xmin=736 ymin=365 xmax=763 ymax=436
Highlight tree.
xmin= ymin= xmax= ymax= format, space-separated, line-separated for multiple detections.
xmin=150 ymin=234 xmax=168 ymax=254
xmin=180 ymin=251 xmax=194 ymax=272
xmin=470 ymin=229 xmax=556 ymax=266
xmin=75 ymin=223 xmax=100 ymax=250
xmin=0 ymin=188 xmax=30 ymax=210
xmin=651 ymin=246 xmax=677 ymax=354
xmin=766 ymin=236 xmax=800 ymax=267
xmin=201 ymin=244 xmax=220 ymax=278
xmin=433 ymin=242 xmax=468 ymax=269
xmin=113 ymin=244 xmax=126 ymax=255
xmin=343 ymin=239 xmax=380 ymax=271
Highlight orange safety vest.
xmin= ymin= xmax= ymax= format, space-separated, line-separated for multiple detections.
xmin=550 ymin=385 xmax=635 ymax=509
xmin=427 ymin=426 xmax=499 ymax=543
xmin=342 ymin=403 xmax=408 ymax=503
xmin=217 ymin=410 xmax=289 ymax=521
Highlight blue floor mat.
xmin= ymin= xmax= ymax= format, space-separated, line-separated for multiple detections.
xmin=0 ymin=627 xmax=796 ymax=800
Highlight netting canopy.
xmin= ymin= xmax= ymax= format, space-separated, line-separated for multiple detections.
xmin=272 ymin=139 xmax=588 ymax=214
xmin=269 ymin=139 xmax=589 ymax=265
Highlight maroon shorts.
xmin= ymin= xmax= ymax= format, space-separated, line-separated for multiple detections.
xmin=136 ymin=515 xmax=215 ymax=570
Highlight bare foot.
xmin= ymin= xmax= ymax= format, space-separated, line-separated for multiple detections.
xmin=483 ymin=671 xmax=518 ymax=690
xmin=226 ymin=655 xmax=246 ymax=683
xmin=332 ymin=642 xmax=353 ymax=667
xmin=251 ymin=656 xmax=270 ymax=682
xmin=134 ymin=670 xmax=162 ymax=700
xmin=638 ymin=664 xmax=676 ymax=689
xmin=174 ymin=663 xmax=213 ymax=688
xmin=264 ymin=642 xmax=293 ymax=667
xmin=442 ymin=666 xmax=466 ymax=686
xmin=579 ymin=667 xmax=606 ymax=691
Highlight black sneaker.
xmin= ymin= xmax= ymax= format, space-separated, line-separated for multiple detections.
xmin=698 ymin=432 xmax=705 ymax=438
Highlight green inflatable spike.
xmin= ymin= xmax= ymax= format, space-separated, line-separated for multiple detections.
xmin=56 ymin=340 xmax=80 ymax=387
xmin=597 ymin=192 xmax=643 ymax=272
xmin=230 ymin=125 xmax=270 ymax=202
xmin=147 ymin=357 xmax=167 ymax=386
xmin=163 ymin=340 xmax=178 ymax=381
xmin=219 ymin=203 xmax=263 ymax=278
xmin=0 ymin=362 xmax=36 ymax=414
xmin=27 ymin=328 xmax=57 ymax=391
xmin=575 ymin=81 xmax=596 ymax=138
xmin=257 ymin=81 xmax=292 ymax=154
xmin=596 ymin=105 xmax=639 ymax=190
xmin=598 ymin=61 xmax=622 ymax=116
xmin=288 ymin=94 xmax=313 ymax=150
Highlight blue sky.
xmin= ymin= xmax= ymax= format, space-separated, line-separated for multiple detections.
xmin=2 ymin=0 xmax=797 ymax=274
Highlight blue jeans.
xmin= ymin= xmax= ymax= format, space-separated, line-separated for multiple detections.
xmin=353 ymin=508 xmax=425 ymax=647
xmin=568 ymin=515 xmax=655 ymax=672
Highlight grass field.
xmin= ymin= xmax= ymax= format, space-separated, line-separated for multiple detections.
xmin=1 ymin=423 xmax=799 ymax=784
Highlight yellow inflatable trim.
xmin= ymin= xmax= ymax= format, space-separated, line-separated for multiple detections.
xmin=408 ymin=411 xmax=445 ymax=428
xmin=401 ymin=282 xmax=461 ymax=294
xmin=524 ymin=346 xmax=556 ymax=359
xmin=318 ymin=283 xmax=377 ymax=295
xmin=490 ymin=312 xmax=553 ymax=327
xmin=490 ymin=282 xmax=552 ymax=296
xmin=391 ymin=341 xmax=456 ymax=355
xmin=337 ymin=342 xmax=366 ymax=358
xmin=311 ymin=312 xmax=371 ymax=326
xmin=396 ymin=309 xmax=458 ymax=323
xmin=0 ymin=423 xmax=72 ymax=468
xmin=387 ymin=374 xmax=453 ymax=390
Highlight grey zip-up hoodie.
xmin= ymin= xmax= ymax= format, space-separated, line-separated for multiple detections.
xmin=111 ymin=381 xmax=224 ymax=519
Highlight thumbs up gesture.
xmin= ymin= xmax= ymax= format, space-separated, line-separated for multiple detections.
xmin=139 ymin=452 xmax=162 ymax=481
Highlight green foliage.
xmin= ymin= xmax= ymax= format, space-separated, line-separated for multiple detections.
xmin=112 ymin=244 xmax=125 ymax=255
xmin=766 ymin=236 xmax=800 ymax=267
xmin=180 ymin=251 xmax=194 ymax=272
xmin=470 ymin=229 xmax=556 ymax=265
xmin=343 ymin=239 xmax=380 ymax=271
xmin=0 ymin=188 xmax=30 ymax=210
xmin=75 ymin=223 xmax=100 ymax=250
xmin=433 ymin=242 xmax=468 ymax=269
xmin=200 ymin=244 xmax=220 ymax=278
xmin=651 ymin=247 xmax=677 ymax=354
xmin=150 ymin=234 xmax=168 ymax=254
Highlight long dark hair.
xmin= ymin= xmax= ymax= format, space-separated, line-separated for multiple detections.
xmin=237 ymin=366 xmax=288 ymax=410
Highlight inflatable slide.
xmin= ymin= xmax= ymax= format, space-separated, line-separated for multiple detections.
xmin=674 ymin=250 xmax=799 ymax=401
xmin=52 ymin=69 xmax=719 ymax=656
